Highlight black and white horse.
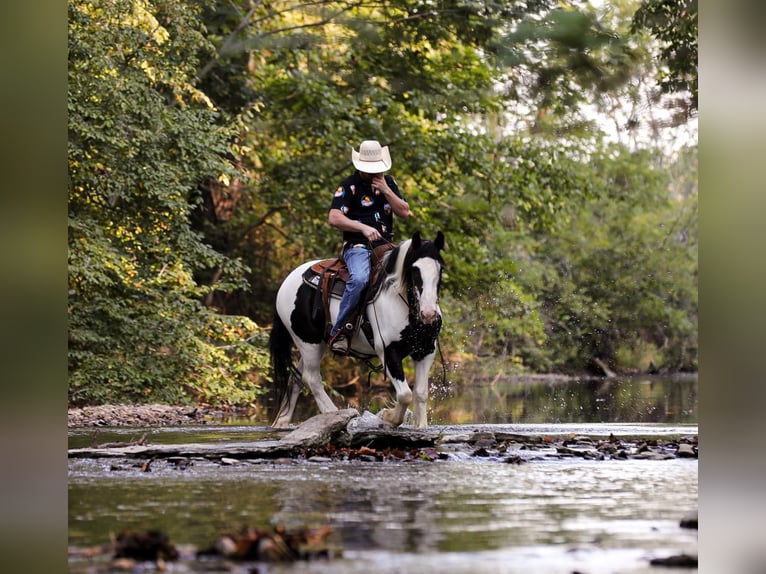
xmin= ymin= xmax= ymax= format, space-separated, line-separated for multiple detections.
xmin=269 ymin=231 xmax=446 ymax=428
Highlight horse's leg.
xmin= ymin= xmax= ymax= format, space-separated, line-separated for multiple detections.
xmin=378 ymin=347 xmax=412 ymax=427
xmin=412 ymin=353 xmax=436 ymax=429
xmin=299 ymin=344 xmax=338 ymax=414
xmin=272 ymin=359 xmax=304 ymax=428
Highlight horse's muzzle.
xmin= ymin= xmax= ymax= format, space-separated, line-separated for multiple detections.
xmin=420 ymin=308 xmax=440 ymax=325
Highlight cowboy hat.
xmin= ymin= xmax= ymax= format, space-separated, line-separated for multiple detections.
xmin=351 ymin=140 xmax=392 ymax=173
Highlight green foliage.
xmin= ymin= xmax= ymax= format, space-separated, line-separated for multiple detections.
xmin=632 ymin=0 xmax=698 ymax=112
xmin=68 ymin=0 xmax=267 ymax=405
xmin=531 ymin=144 xmax=698 ymax=373
xmin=440 ymin=141 xmax=697 ymax=375
xmin=497 ymin=5 xmax=644 ymax=134
xmin=68 ymin=0 xmax=698 ymax=408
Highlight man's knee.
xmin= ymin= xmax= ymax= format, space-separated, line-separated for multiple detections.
xmin=346 ymin=274 xmax=369 ymax=293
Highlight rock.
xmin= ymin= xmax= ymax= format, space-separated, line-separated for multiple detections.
xmin=68 ymin=404 xmax=250 ymax=427
xmin=649 ymin=553 xmax=697 ymax=567
xmin=680 ymin=509 xmax=698 ymax=529
xmin=438 ymin=433 xmax=473 ymax=444
xmin=357 ymin=454 xmax=377 ymax=462
xmin=347 ymin=428 xmax=438 ymax=449
xmin=346 ymin=410 xmax=385 ymax=433
xmin=495 ymin=432 xmax=541 ymax=443
xmin=504 ymin=455 xmax=525 ymax=464
xmin=676 ymin=443 xmax=697 ymax=458
xmin=468 ymin=431 xmax=496 ymax=445
xmin=556 ymin=445 xmax=604 ymax=460
xmin=630 ymin=451 xmax=675 ymax=461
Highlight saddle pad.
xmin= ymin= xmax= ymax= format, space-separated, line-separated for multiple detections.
xmin=302 ymin=258 xmax=347 ymax=298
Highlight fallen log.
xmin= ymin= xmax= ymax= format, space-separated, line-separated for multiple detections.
xmin=281 ymin=409 xmax=359 ymax=447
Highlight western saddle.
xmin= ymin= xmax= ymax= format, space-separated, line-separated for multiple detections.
xmin=301 ymin=243 xmax=394 ymax=353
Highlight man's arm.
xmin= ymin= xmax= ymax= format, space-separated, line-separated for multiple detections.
xmin=328 ymin=209 xmax=383 ymax=242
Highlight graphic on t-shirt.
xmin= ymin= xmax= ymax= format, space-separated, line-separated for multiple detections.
xmin=384 ymin=203 xmax=392 ymax=214
xmin=341 ymin=205 xmax=349 ymax=214
xmin=361 ymin=195 xmax=373 ymax=207
xmin=334 ymin=186 xmax=344 ymax=198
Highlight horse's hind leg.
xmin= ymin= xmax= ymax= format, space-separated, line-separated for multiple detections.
xmin=272 ymin=360 xmax=304 ymax=428
xmin=300 ymin=345 xmax=338 ymax=414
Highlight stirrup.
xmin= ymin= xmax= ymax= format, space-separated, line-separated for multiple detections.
xmin=328 ymin=331 xmax=349 ymax=355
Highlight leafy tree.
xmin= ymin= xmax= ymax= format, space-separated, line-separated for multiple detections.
xmin=68 ymin=0 xmax=268 ymax=405
xmin=68 ymin=0 xmax=698 ymax=409
xmin=499 ymin=7 xmax=642 ymax=119
xmin=532 ymin=144 xmax=697 ymax=373
xmin=631 ymin=0 xmax=697 ymax=115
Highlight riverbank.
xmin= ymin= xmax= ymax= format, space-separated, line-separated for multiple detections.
xmin=67 ymin=403 xmax=256 ymax=428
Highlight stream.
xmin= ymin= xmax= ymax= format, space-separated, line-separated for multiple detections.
xmin=68 ymin=375 xmax=698 ymax=573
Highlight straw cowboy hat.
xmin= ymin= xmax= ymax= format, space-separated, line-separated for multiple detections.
xmin=351 ymin=140 xmax=392 ymax=173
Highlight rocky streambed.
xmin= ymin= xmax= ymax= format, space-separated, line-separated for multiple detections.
xmin=67 ymin=403 xmax=255 ymax=428
xmin=69 ymin=408 xmax=699 ymax=573
xmin=68 ymin=407 xmax=698 ymax=464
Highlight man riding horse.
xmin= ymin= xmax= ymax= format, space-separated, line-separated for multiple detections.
xmin=326 ymin=140 xmax=411 ymax=354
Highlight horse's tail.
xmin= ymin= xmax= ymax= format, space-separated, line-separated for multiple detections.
xmin=269 ymin=310 xmax=294 ymax=414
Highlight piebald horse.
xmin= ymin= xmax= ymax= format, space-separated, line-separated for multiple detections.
xmin=269 ymin=231 xmax=445 ymax=428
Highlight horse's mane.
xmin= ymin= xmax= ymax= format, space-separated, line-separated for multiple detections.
xmin=382 ymin=238 xmax=412 ymax=296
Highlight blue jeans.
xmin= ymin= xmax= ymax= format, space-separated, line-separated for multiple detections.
xmin=331 ymin=245 xmax=371 ymax=336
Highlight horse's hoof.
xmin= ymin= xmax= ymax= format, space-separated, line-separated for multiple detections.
xmin=377 ymin=408 xmax=401 ymax=427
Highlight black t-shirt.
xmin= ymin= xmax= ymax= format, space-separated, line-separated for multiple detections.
xmin=329 ymin=171 xmax=405 ymax=247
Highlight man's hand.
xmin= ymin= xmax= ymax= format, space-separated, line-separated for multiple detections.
xmin=371 ymin=174 xmax=391 ymax=194
xmin=370 ymin=174 xmax=411 ymax=219
xmin=362 ymin=225 xmax=382 ymax=242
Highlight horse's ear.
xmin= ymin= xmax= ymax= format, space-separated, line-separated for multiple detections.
xmin=411 ymin=231 xmax=422 ymax=250
xmin=434 ymin=231 xmax=446 ymax=251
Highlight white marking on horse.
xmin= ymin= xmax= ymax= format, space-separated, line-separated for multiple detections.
xmin=413 ymin=258 xmax=441 ymax=325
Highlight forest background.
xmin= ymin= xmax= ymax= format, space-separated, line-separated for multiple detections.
xmin=68 ymin=0 xmax=698 ymax=408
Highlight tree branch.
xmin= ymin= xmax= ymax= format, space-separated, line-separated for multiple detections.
xmin=197 ymin=0 xmax=363 ymax=82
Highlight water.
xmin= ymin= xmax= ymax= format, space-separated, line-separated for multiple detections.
xmin=295 ymin=374 xmax=698 ymax=426
xmin=68 ymin=456 xmax=697 ymax=573
xmin=68 ymin=375 xmax=698 ymax=572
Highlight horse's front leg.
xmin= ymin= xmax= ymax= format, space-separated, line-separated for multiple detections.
xmin=412 ymin=353 xmax=436 ymax=429
xmin=378 ymin=346 xmax=412 ymax=427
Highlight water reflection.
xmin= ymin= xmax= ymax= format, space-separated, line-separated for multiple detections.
xmin=69 ymin=459 xmax=698 ymax=573
xmin=305 ymin=374 xmax=697 ymax=426
xmin=426 ymin=375 xmax=697 ymax=425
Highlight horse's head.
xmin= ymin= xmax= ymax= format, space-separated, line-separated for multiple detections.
xmin=403 ymin=231 xmax=446 ymax=325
